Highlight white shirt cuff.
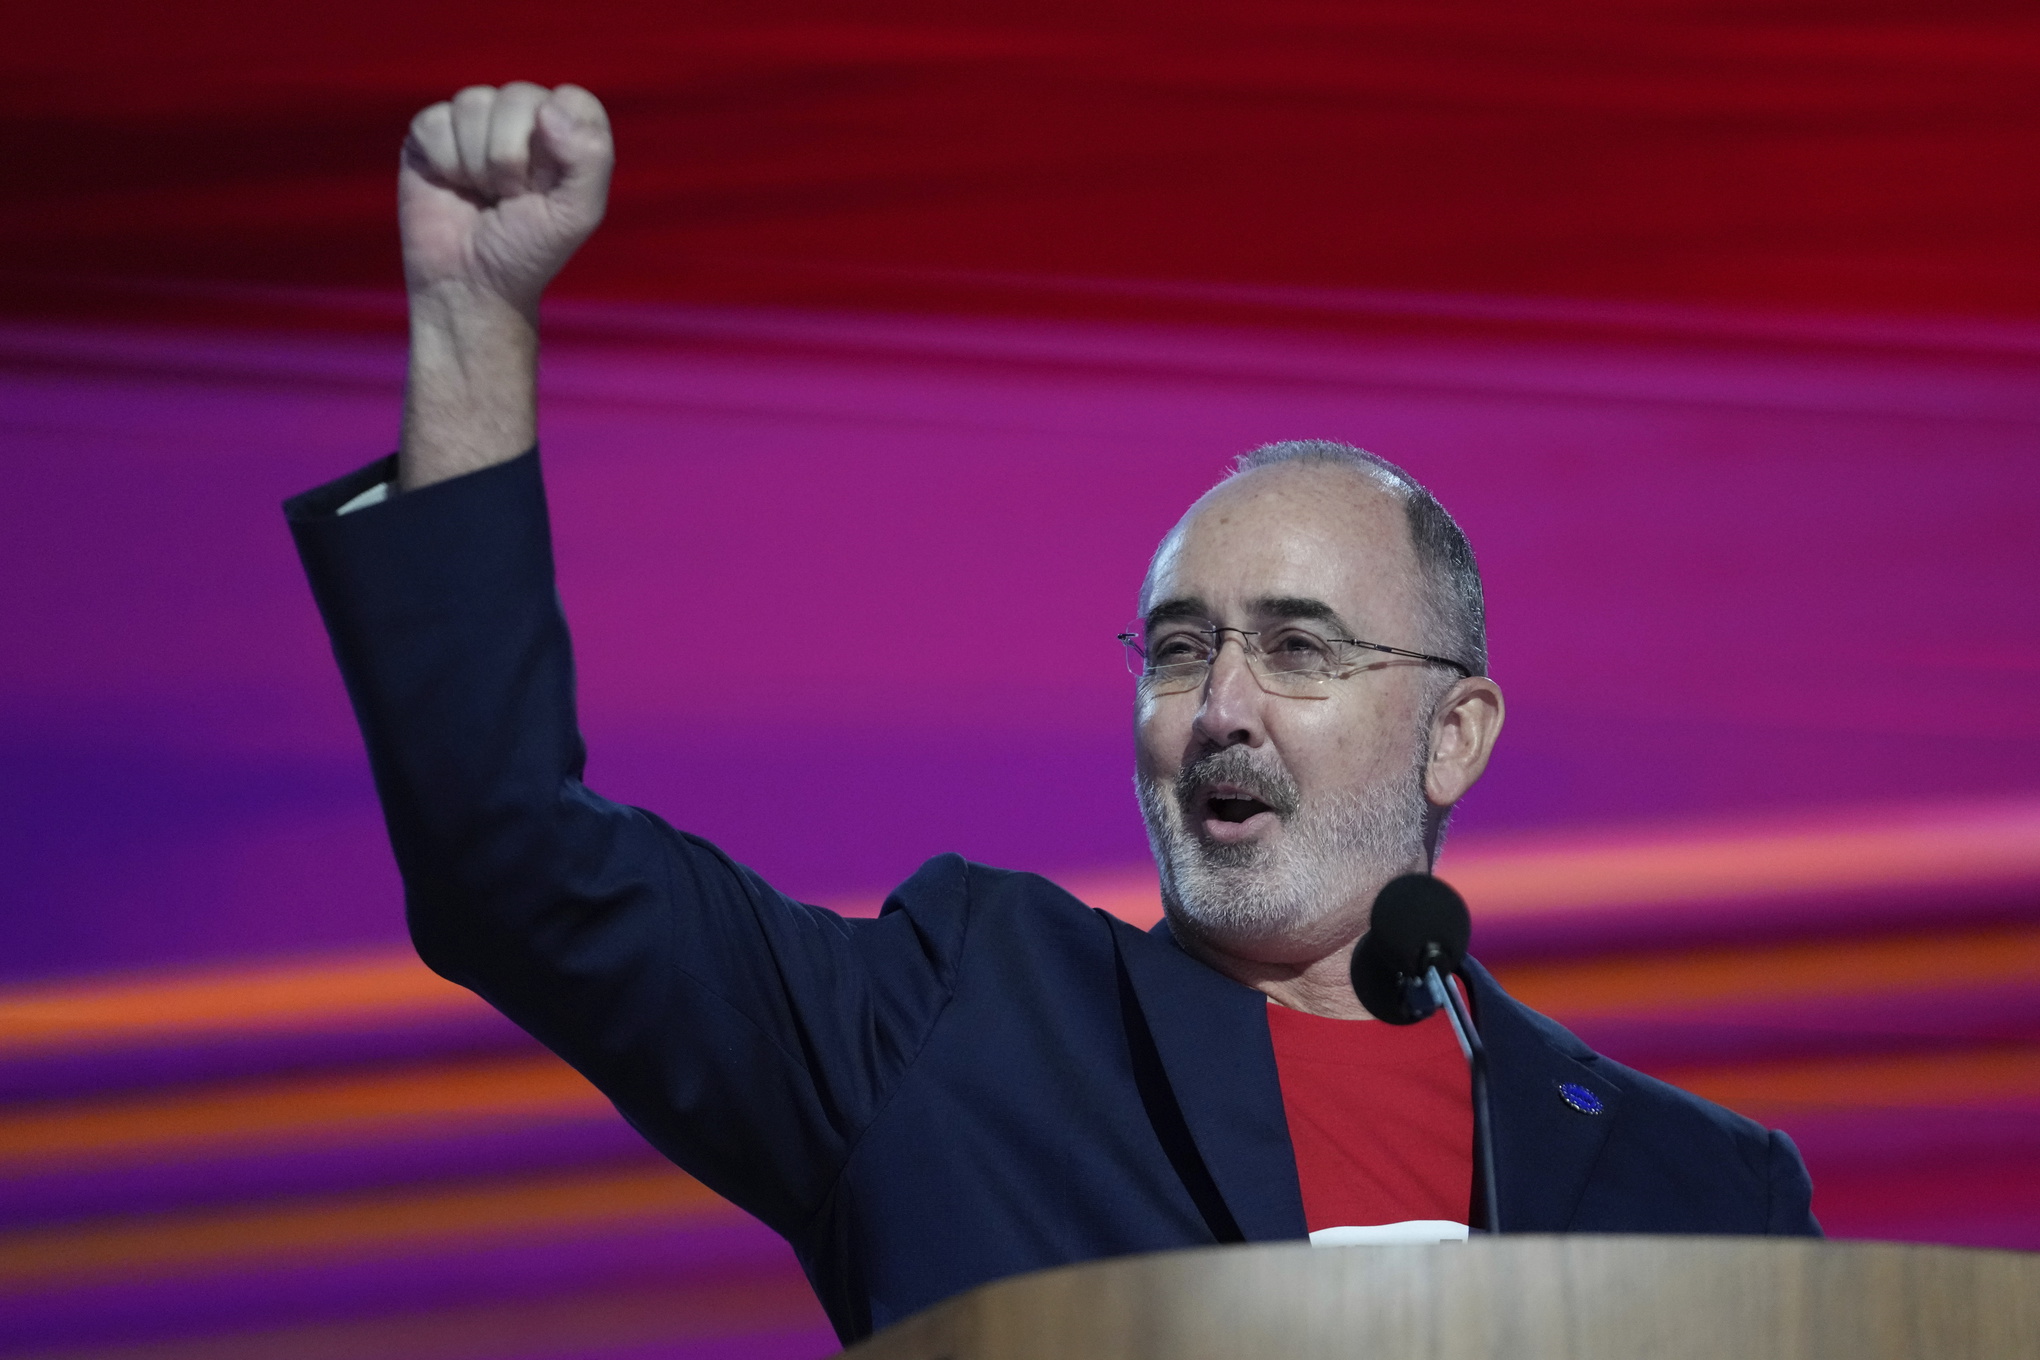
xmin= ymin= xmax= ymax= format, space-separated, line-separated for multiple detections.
xmin=335 ymin=481 xmax=392 ymax=516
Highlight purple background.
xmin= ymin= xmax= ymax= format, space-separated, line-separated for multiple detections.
xmin=3 ymin=295 xmax=2038 ymax=1358
xmin=8 ymin=304 xmax=2037 ymax=978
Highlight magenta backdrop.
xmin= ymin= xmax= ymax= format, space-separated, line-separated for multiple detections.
xmin=5 ymin=303 xmax=2037 ymax=980
xmin=3 ymin=296 xmax=2039 ymax=1358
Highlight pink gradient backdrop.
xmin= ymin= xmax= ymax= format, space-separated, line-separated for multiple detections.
xmin=6 ymin=304 xmax=2037 ymax=973
xmin=3 ymin=1 xmax=2039 ymax=1350
xmin=4 ymin=291 xmax=2039 ymax=1359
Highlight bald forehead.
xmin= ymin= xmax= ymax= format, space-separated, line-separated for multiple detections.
xmin=1139 ymin=462 xmax=1421 ymax=626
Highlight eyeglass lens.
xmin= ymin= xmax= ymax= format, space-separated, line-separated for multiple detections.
xmin=1124 ymin=625 xmax=1346 ymax=695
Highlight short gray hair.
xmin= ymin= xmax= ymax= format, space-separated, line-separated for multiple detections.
xmin=1226 ymin=440 xmax=1488 ymax=678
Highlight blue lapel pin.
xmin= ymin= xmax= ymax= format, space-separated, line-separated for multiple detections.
xmin=1558 ymin=1082 xmax=1603 ymax=1115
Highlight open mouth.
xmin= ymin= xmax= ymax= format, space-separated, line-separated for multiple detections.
xmin=1206 ymin=796 xmax=1273 ymax=823
xmin=1192 ymin=783 xmax=1284 ymax=842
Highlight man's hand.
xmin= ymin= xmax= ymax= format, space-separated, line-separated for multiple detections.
xmin=401 ymin=82 xmax=612 ymax=314
xmin=397 ymin=83 xmax=613 ymax=491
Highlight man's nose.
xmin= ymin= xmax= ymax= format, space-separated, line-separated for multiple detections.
xmin=1193 ymin=633 xmax=1266 ymax=748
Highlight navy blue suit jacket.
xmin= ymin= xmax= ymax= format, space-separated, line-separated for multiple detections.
xmin=287 ymin=450 xmax=1818 ymax=1345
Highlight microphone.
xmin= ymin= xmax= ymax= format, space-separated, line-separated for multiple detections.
xmin=1349 ymin=873 xmax=1501 ymax=1233
xmin=1350 ymin=873 xmax=1471 ymax=1023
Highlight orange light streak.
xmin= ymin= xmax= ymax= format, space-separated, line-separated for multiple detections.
xmin=0 ymin=1163 xmax=736 ymax=1292
xmin=0 ymin=1277 xmax=824 ymax=1360
xmin=0 ymin=951 xmax=482 ymax=1054
xmin=1493 ymin=923 xmax=2040 ymax=1018
xmin=1443 ymin=798 xmax=2040 ymax=917
xmin=0 ymin=1053 xmax=610 ymax=1170
xmin=1662 ymin=1044 xmax=2040 ymax=1117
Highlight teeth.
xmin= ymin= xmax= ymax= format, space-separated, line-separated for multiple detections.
xmin=1207 ymin=797 xmax=1268 ymax=823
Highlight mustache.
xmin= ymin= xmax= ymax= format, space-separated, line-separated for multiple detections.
xmin=1173 ymin=746 xmax=1301 ymax=819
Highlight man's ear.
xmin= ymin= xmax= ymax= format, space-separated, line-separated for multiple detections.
xmin=1424 ymin=675 xmax=1505 ymax=808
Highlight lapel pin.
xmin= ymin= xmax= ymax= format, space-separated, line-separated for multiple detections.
xmin=1558 ymin=1082 xmax=1604 ymax=1115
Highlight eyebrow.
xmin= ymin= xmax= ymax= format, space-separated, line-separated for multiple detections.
xmin=1142 ymin=595 xmax=1356 ymax=633
xmin=1252 ymin=596 xmax=1352 ymax=632
xmin=1142 ymin=597 xmax=1212 ymax=626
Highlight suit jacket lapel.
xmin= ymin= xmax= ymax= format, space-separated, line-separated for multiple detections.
xmin=1112 ymin=917 xmax=1308 ymax=1243
xmin=1108 ymin=928 xmax=1617 ymax=1239
xmin=1462 ymin=958 xmax=1623 ymax=1231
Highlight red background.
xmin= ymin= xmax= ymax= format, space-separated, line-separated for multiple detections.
xmin=9 ymin=0 xmax=2039 ymax=325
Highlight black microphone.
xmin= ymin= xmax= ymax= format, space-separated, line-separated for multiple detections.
xmin=1350 ymin=873 xmax=1471 ymax=1023
xmin=1349 ymin=873 xmax=1501 ymax=1233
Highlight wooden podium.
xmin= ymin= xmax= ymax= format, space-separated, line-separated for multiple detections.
xmin=841 ymin=1237 xmax=2040 ymax=1360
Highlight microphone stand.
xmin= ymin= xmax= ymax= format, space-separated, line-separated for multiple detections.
xmin=1421 ymin=962 xmax=1500 ymax=1234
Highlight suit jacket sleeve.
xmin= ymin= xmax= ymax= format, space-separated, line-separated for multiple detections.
xmin=285 ymin=450 xmax=960 ymax=1237
xmin=1766 ymin=1128 xmax=1821 ymax=1235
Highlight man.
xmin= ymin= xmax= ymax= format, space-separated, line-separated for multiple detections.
xmin=287 ymin=82 xmax=1817 ymax=1346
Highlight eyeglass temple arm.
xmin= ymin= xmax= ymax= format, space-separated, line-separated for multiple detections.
xmin=1343 ymin=639 xmax=1475 ymax=678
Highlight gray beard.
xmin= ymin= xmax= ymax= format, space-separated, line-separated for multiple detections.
xmin=1136 ymin=743 xmax=1431 ymax=952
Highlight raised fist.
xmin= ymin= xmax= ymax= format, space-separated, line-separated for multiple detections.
xmin=399 ymin=83 xmax=613 ymax=315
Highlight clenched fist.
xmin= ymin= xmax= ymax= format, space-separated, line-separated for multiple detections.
xmin=401 ymin=83 xmax=612 ymax=312
xmin=396 ymin=83 xmax=611 ymax=490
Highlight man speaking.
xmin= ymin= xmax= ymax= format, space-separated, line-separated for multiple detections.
xmin=286 ymin=82 xmax=1818 ymax=1346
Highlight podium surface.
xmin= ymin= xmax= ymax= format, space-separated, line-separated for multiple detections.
xmin=841 ymin=1237 xmax=2040 ymax=1360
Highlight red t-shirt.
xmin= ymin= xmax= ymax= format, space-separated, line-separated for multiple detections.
xmin=1266 ymin=1001 xmax=1473 ymax=1233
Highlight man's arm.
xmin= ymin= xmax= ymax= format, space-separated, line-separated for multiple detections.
xmin=396 ymin=82 xmax=611 ymax=490
xmin=288 ymin=85 xmax=963 ymax=1239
